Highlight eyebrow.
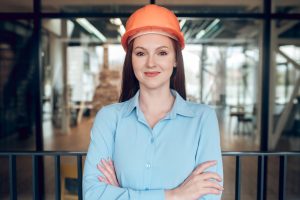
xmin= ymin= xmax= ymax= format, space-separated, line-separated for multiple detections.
xmin=134 ymin=46 xmax=169 ymax=51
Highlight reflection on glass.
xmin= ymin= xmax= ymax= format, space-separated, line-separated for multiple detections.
xmin=0 ymin=20 xmax=34 ymax=150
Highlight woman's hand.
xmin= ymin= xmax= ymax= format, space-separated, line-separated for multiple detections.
xmin=165 ymin=160 xmax=223 ymax=200
xmin=97 ymin=158 xmax=120 ymax=187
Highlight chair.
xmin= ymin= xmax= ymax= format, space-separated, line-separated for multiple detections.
xmin=229 ymin=105 xmax=255 ymax=135
xmin=61 ymin=160 xmax=81 ymax=200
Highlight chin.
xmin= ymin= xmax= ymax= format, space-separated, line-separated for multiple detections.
xmin=140 ymin=82 xmax=170 ymax=90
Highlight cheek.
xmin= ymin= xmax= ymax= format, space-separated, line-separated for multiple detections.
xmin=131 ymin=59 xmax=143 ymax=80
xmin=158 ymin=54 xmax=176 ymax=68
xmin=132 ymin=56 xmax=145 ymax=69
xmin=160 ymin=59 xmax=175 ymax=72
xmin=132 ymin=61 xmax=141 ymax=74
xmin=133 ymin=68 xmax=140 ymax=80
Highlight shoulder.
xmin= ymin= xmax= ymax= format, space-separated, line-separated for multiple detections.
xmin=184 ymin=101 xmax=216 ymax=118
xmin=94 ymin=101 xmax=129 ymax=121
xmin=92 ymin=101 xmax=130 ymax=132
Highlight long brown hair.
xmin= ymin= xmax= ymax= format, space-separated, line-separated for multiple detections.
xmin=119 ymin=39 xmax=186 ymax=102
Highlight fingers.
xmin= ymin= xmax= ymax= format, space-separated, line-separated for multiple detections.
xmin=201 ymin=188 xmax=223 ymax=196
xmin=200 ymin=172 xmax=222 ymax=182
xmin=101 ymin=159 xmax=115 ymax=176
xmin=193 ymin=160 xmax=217 ymax=175
xmin=105 ymin=159 xmax=119 ymax=186
xmin=98 ymin=176 xmax=109 ymax=184
xmin=108 ymin=159 xmax=114 ymax=167
xmin=97 ymin=159 xmax=119 ymax=186
xmin=203 ymin=180 xmax=224 ymax=191
xmin=97 ymin=162 xmax=113 ymax=185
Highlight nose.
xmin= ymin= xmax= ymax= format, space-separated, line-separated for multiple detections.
xmin=146 ymin=54 xmax=155 ymax=68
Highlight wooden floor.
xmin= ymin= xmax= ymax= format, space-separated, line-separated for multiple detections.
xmin=0 ymin=107 xmax=300 ymax=200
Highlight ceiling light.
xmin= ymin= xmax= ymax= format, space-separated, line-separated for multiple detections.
xmin=196 ymin=18 xmax=220 ymax=39
xmin=76 ymin=18 xmax=107 ymax=42
xmin=180 ymin=19 xmax=186 ymax=29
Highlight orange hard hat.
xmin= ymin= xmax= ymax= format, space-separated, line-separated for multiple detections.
xmin=121 ymin=4 xmax=185 ymax=51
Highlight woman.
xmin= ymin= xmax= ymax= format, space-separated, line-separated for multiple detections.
xmin=83 ymin=4 xmax=223 ymax=200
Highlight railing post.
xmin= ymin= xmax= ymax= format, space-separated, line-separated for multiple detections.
xmin=235 ymin=156 xmax=241 ymax=200
xmin=32 ymin=155 xmax=39 ymax=200
xmin=279 ymin=155 xmax=287 ymax=200
xmin=77 ymin=155 xmax=83 ymax=200
xmin=9 ymin=155 xmax=17 ymax=200
xmin=257 ymin=155 xmax=266 ymax=200
xmin=55 ymin=155 xmax=61 ymax=200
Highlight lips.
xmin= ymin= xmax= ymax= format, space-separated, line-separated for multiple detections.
xmin=144 ymin=72 xmax=160 ymax=77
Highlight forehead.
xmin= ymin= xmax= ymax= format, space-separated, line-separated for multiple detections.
xmin=133 ymin=34 xmax=174 ymax=49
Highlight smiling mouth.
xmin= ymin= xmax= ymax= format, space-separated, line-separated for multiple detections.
xmin=144 ymin=72 xmax=160 ymax=77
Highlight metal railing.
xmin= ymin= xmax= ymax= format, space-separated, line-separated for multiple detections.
xmin=0 ymin=151 xmax=299 ymax=200
xmin=223 ymin=151 xmax=300 ymax=200
xmin=1 ymin=151 xmax=85 ymax=200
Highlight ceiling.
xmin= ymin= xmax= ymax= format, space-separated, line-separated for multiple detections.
xmin=0 ymin=0 xmax=300 ymax=47
xmin=1 ymin=0 xmax=300 ymax=13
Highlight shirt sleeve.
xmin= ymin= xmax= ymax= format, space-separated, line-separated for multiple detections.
xmin=195 ymin=108 xmax=224 ymax=200
xmin=83 ymin=106 xmax=165 ymax=200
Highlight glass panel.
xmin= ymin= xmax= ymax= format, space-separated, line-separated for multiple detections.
xmin=181 ymin=19 xmax=261 ymax=150
xmin=42 ymin=18 xmax=125 ymax=150
xmin=42 ymin=0 xmax=149 ymax=13
xmin=179 ymin=18 xmax=260 ymax=107
xmin=0 ymin=20 xmax=34 ymax=150
xmin=273 ymin=0 xmax=300 ymax=14
xmin=273 ymin=19 xmax=300 ymax=151
xmin=157 ymin=0 xmax=263 ymax=14
xmin=0 ymin=0 xmax=33 ymax=13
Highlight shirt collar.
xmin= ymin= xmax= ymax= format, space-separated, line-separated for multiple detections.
xmin=169 ymin=89 xmax=196 ymax=118
xmin=123 ymin=90 xmax=140 ymax=118
xmin=122 ymin=89 xmax=196 ymax=118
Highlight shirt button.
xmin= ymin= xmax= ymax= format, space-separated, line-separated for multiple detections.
xmin=146 ymin=163 xmax=151 ymax=168
xmin=145 ymin=187 xmax=149 ymax=190
xmin=151 ymin=138 xmax=154 ymax=143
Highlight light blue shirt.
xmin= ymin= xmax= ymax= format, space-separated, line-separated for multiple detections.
xmin=83 ymin=89 xmax=223 ymax=199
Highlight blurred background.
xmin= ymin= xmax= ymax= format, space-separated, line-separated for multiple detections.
xmin=0 ymin=0 xmax=299 ymax=199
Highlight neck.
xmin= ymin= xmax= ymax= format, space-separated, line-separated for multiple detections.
xmin=139 ymin=87 xmax=175 ymax=114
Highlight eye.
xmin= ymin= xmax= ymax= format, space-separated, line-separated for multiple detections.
xmin=159 ymin=51 xmax=168 ymax=56
xmin=135 ymin=52 xmax=144 ymax=56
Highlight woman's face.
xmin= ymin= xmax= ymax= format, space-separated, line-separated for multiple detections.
xmin=132 ymin=34 xmax=176 ymax=91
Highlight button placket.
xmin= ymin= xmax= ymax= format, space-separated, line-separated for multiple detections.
xmin=150 ymin=137 xmax=154 ymax=144
xmin=145 ymin=163 xmax=151 ymax=169
xmin=144 ymin=130 xmax=155 ymax=189
xmin=150 ymin=129 xmax=155 ymax=144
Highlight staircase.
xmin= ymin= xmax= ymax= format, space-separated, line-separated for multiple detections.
xmin=0 ymin=30 xmax=36 ymax=140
